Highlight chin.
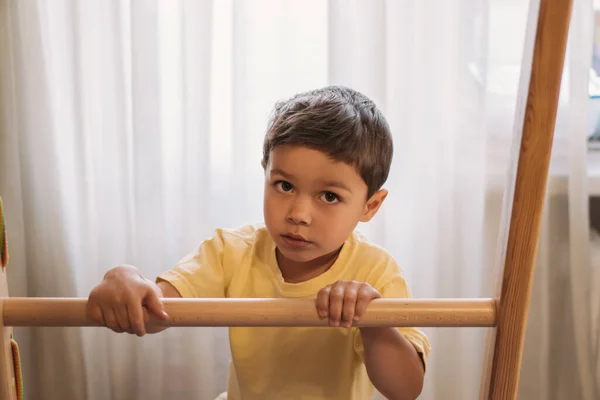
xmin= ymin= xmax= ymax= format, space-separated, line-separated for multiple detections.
xmin=276 ymin=246 xmax=316 ymax=262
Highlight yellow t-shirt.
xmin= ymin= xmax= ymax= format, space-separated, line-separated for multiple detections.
xmin=157 ymin=224 xmax=430 ymax=400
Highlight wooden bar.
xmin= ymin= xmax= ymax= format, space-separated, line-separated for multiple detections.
xmin=1 ymin=297 xmax=496 ymax=328
xmin=483 ymin=0 xmax=574 ymax=399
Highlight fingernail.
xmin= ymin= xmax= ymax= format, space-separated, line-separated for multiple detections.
xmin=331 ymin=320 xmax=339 ymax=327
xmin=353 ymin=316 xmax=359 ymax=321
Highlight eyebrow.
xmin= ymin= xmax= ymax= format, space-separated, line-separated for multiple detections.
xmin=270 ymin=168 xmax=295 ymax=180
xmin=270 ymin=168 xmax=353 ymax=193
xmin=319 ymin=179 xmax=352 ymax=193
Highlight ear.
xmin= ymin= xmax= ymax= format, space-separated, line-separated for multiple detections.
xmin=359 ymin=189 xmax=388 ymax=223
xmin=261 ymin=159 xmax=267 ymax=170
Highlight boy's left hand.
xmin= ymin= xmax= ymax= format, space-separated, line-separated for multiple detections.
xmin=316 ymin=280 xmax=381 ymax=328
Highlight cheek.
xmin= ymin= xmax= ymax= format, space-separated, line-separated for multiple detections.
xmin=318 ymin=204 xmax=363 ymax=232
xmin=264 ymin=191 xmax=283 ymax=221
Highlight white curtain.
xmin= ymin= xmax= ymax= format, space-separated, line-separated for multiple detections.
xmin=0 ymin=0 xmax=595 ymax=399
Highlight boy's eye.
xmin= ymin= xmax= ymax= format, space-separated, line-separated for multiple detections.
xmin=321 ymin=192 xmax=340 ymax=204
xmin=276 ymin=181 xmax=293 ymax=192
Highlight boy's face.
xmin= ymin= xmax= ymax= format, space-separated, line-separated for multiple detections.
xmin=263 ymin=145 xmax=387 ymax=264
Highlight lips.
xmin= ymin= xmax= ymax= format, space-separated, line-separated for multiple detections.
xmin=284 ymin=233 xmax=308 ymax=241
xmin=280 ymin=233 xmax=312 ymax=249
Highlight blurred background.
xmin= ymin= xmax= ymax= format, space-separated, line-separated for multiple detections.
xmin=0 ymin=0 xmax=599 ymax=399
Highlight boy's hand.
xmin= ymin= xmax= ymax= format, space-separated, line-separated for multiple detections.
xmin=316 ymin=280 xmax=381 ymax=328
xmin=86 ymin=265 xmax=169 ymax=336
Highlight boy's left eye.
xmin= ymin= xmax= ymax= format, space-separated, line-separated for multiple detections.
xmin=321 ymin=192 xmax=340 ymax=204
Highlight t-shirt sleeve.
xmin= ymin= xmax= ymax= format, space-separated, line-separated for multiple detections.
xmin=156 ymin=230 xmax=228 ymax=298
xmin=354 ymin=276 xmax=431 ymax=368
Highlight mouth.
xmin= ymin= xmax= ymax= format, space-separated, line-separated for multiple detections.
xmin=280 ymin=233 xmax=312 ymax=248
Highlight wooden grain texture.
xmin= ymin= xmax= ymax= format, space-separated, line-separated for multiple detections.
xmin=2 ymin=297 xmax=496 ymax=328
xmin=0 ymin=270 xmax=17 ymax=400
xmin=484 ymin=0 xmax=573 ymax=399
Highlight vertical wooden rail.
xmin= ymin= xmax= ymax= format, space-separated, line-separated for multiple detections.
xmin=482 ymin=0 xmax=573 ymax=399
xmin=0 ymin=269 xmax=16 ymax=400
xmin=0 ymin=198 xmax=16 ymax=400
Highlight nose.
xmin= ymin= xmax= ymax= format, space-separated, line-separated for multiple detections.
xmin=287 ymin=197 xmax=312 ymax=226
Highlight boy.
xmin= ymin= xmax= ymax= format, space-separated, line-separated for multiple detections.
xmin=86 ymin=86 xmax=430 ymax=400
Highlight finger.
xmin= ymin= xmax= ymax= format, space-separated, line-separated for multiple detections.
xmin=144 ymin=289 xmax=168 ymax=320
xmin=98 ymin=307 xmax=107 ymax=327
xmin=143 ymin=307 xmax=150 ymax=325
xmin=86 ymin=303 xmax=105 ymax=326
xmin=329 ymin=281 xmax=347 ymax=327
xmin=104 ymin=308 xmax=123 ymax=333
xmin=341 ymin=282 xmax=360 ymax=328
xmin=115 ymin=306 xmax=133 ymax=334
xmin=127 ymin=302 xmax=146 ymax=337
xmin=316 ymin=286 xmax=332 ymax=319
xmin=354 ymin=284 xmax=380 ymax=321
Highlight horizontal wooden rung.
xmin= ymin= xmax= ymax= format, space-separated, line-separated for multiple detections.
xmin=1 ymin=297 xmax=496 ymax=328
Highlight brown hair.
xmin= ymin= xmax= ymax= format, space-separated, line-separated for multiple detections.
xmin=262 ymin=86 xmax=393 ymax=198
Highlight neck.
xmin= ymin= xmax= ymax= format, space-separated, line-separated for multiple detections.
xmin=276 ymin=247 xmax=342 ymax=283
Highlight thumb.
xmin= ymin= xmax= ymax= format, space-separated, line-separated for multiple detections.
xmin=144 ymin=289 xmax=169 ymax=320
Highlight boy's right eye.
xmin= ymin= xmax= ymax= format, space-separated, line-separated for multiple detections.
xmin=275 ymin=181 xmax=293 ymax=192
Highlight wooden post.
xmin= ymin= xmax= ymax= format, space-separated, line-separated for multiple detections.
xmin=481 ymin=0 xmax=573 ymax=399
xmin=0 ymin=198 xmax=17 ymax=400
xmin=0 ymin=273 xmax=16 ymax=400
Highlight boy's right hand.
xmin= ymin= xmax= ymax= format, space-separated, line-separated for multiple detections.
xmin=86 ymin=265 xmax=169 ymax=336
